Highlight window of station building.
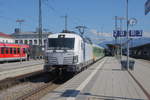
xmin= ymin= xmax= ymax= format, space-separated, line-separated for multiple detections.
xmin=143 ymin=51 xmax=148 ymax=55
xmin=15 ymin=40 xmax=18 ymax=44
xmin=29 ymin=40 xmax=33 ymax=45
xmin=20 ymin=40 xmax=23 ymax=44
xmin=24 ymin=40 xmax=28 ymax=44
xmin=14 ymin=48 xmax=17 ymax=54
xmin=39 ymin=40 xmax=42 ymax=45
xmin=44 ymin=39 xmax=46 ymax=44
xmin=34 ymin=40 xmax=37 ymax=45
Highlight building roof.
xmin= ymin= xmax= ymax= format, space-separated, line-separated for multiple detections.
xmin=12 ymin=31 xmax=52 ymax=35
xmin=131 ymin=43 xmax=150 ymax=49
xmin=11 ymin=31 xmax=53 ymax=39
xmin=0 ymin=32 xmax=13 ymax=38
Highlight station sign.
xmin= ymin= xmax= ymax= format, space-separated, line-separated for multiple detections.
xmin=129 ymin=30 xmax=143 ymax=37
xmin=113 ymin=30 xmax=143 ymax=37
xmin=113 ymin=30 xmax=126 ymax=37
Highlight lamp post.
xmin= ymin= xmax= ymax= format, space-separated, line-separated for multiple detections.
xmin=126 ymin=0 xmax=129 ymax=70
xmin=117 ymin=17 xmax=126 ymax=60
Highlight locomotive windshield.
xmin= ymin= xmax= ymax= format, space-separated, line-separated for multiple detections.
xmin=48 ymin=38 xmax=75 ymax=50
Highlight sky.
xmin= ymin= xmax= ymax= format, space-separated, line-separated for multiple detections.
xmin=0 ymin=0 xmax=149 ymax=41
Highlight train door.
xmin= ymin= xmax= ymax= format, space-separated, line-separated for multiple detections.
xmin=1 ymin=47 xmax=5 ymax=60
xmin=22 ymin=48 xmax=28 ymax=60
xmin=0 ymin=47 xmax=5 ymax=61
xmin=5 ymin=47 xmax=10 ymax=59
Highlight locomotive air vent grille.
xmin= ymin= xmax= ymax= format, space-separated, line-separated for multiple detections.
xmin=49 ymin=57 xmax=58 ymax=64
xmin=63 ymin=57 xmax=73 ymax=64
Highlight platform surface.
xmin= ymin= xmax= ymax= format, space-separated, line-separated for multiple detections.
xmin=41 ymin=57 xmax=149 ymax=100
xmin=0 ymin=60 xmax=43 ymax=72
xmin=0 ymin=60 xmax=44 ymax=80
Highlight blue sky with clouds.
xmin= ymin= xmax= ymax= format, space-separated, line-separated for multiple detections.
xmin=0 ymin=0 xmax=149 ymax=38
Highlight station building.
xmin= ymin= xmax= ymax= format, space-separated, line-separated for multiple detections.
xmin=0 ymin=32 xmax=14 ymax=43
xmin=130 ymin=43 xmax=150 ymax=60
xmin=11 ymin=28 xmax=52 ymax=46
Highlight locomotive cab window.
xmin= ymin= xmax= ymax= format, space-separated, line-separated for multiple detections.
xmin=48 ymin=38 xmax=75 ymax=50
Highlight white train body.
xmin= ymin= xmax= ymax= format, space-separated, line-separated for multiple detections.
xmin=44 ymin=32 xmax=94 ymax=72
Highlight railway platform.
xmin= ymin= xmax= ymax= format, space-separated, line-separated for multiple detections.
xmin=41 ymin=57 xmax=149 ymax=100
xmin=0 ymin=60 xmax=44 ymax=80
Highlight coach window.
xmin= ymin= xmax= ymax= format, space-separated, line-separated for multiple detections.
xmin=24 ymin=40 xmax=28 ymax=44
xmin=10 ymin=48 xmax=13 ymax=54
xmin=14 ymin=48 xmax=17 ymax=54
xmin=18 ymin=48 xmax=20 ymax=54
xmin=1 ymin=47 xmax=5 ymax=54
xmin=6 ymin=48 xmax=9 ymax=54
xmin=20 ymin=40 xmax=23 ymax=44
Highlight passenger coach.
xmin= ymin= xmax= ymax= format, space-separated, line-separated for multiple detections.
xmin=0 ymin=43 xmax=30 ymax=62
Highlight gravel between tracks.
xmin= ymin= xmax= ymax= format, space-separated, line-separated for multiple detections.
xmin=0 ymin=71 xmax=72 ymax=100
xmin=0 ymin=72 xmax=56 ymax=100
xmin=0 ymin=82 xmax=46 ymax=100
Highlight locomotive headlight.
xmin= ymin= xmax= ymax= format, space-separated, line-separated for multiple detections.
xmin=73 ymin=56 xmax=78 ymax=63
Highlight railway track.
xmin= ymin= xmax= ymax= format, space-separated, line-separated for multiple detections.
xmin=15 ymin=75 xmax=67 ymax=100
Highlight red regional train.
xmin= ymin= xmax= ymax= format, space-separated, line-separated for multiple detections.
xmin=0 ymin=43 xmax=30 ymax=62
